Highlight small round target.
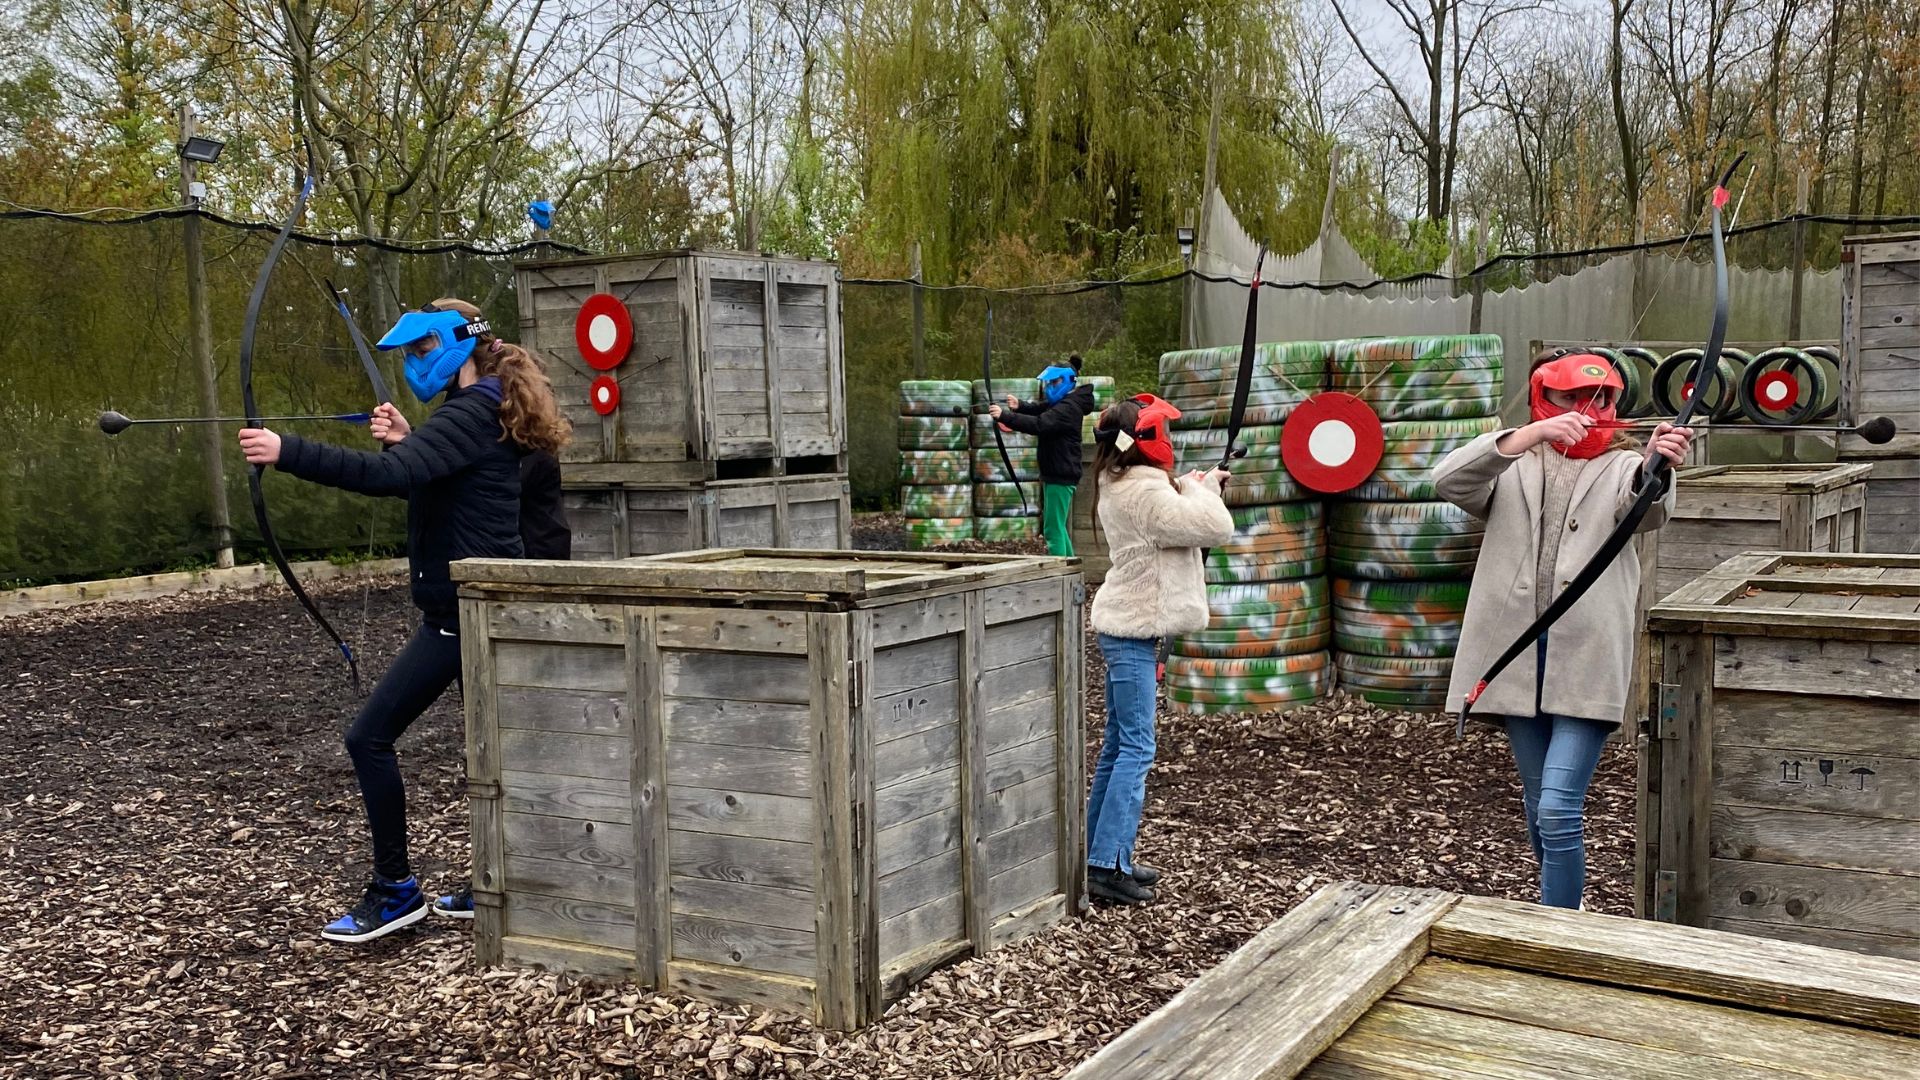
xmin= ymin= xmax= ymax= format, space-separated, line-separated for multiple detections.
xmin=575 ymin=293 xmax=632 ymax=371
xmin=1280 ymin=392 xmax=1384 ymax=494
xmin=589 ymin=375 xmax=620 ymax=416
xmin=1754 ymin=370 xmax=1800 ymax=410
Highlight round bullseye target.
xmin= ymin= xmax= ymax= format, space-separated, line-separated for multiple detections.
xmin=575 ymin=293 xmax=632 ymax=370
xmin=589 ymin=375 xmax=621 ymax=415
xmin=1755 ymin=371 xmax=1799 ymax=409
xmin=1280 ymin=392 xmax=1384 ymax=494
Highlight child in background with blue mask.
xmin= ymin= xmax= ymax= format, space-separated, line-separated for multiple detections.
xmin=988 ymin=354 xmax=1095 ymax=556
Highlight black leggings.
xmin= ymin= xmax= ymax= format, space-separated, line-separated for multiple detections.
xmin=345 ymin=622 xmax=462 ymax=881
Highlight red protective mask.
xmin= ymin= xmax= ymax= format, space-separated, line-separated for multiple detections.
xmin=1529 ymin=354 xmax=1622 ymax=460
xmin=1100 ymin=394 xmax=1181 ymax=470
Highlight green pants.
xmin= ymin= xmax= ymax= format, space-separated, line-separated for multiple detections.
xmin=1042 ymin=482 xmax=1075 ymax=557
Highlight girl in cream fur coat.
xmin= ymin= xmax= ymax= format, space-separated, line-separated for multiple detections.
xmin=1432 ymin=350 xmax=1691 ymax=910
xmin=1085 ymin=395 xmax=1234 ymax=904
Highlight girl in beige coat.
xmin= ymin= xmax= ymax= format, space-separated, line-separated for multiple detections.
xmin=1432 ymin=351 xmax=1691 ymax=909
xmin=1085 ymin=396 xmax=1234 ymax=904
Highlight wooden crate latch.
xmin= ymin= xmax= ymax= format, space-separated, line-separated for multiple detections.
xmin=1654 ymin=869 xmax=1679 ymax=922
xmin=1655 ymin=683 xmax=1682 ymax=741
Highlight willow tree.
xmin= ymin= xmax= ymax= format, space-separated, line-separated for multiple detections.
xmin=835 ymin=0 xmax=1309 ymax=282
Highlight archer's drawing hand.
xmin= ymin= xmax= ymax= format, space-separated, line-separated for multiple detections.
xmin=237 ymin=428 xmax=282 ymax=466
xmin=1004 ymin=394 xmax=1020 ymax=410
xmin=1646 ymin=422 xmax=1692 ymax=466
xmin=987 ymin=404 xmax=1003 ymax=420
xmin=1523 ymin=413 xmax=1593 ymax=450
xmin=370 ymin=402 xmax=410 ymax=446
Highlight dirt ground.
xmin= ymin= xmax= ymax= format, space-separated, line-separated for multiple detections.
xmin=0 ymin=568 xmax=1637 ymax=1079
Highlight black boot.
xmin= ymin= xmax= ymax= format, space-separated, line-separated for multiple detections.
xmin=1089 ymin=866 xmax=1155 ymax=905
xmin=1130 ymin=862 xmax=1161 ymax=887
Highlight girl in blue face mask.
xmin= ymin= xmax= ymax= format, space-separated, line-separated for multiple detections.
xmin=238 ymin=296 xmax=570 ymax=944
xmin=987 ymin=354 xmax=1095 ymax=556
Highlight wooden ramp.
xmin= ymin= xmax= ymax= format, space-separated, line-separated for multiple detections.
xmin=1068 ymin=882 xmax=1920 ymax=1080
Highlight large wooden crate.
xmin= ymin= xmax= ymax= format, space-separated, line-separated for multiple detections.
xmin=563 ymin=475 xmax=851 ymax=560
xmin=517 ymin=250 xmax=846 ymax=478
xmin=1638 ymin=552 xmax=1920 ymax=961
xmin=1654 ymin=463 xmax=1872 ymax=598
xmin=1067 ymin=881 xmax=1920 ymax=1079
xmin=1839 ymin=233 xmax=1919 ymax=460
xmin=452 ymin=550 xmax=1086 ymax=1028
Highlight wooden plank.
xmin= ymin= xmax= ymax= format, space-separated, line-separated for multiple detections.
xmin=663 ymin=697 xmax=811 ymax=752
xmin=876 ymin=805 xmax=963 ymax=878
xmin=629 ymin=608 xmax=669 ymax=985
xmin=665 ymin=960 xmax=817 ymax=1021
xmin=668 ymin=830 xmax=813 ymax=892
xmin=500 ymin=730 xmax=629 ymax=781
xmin=1387 ymin=957 xmax=1920 ymax=1079
xmin=1708 ymin=916 xmax=1920 ymax=962
xmin=871 ymin=679 xmax=963 ymax=745
xmin=808 ymin=610 xmax=864 ymax=1030
xmin=655 ymin=609 xmax=808 ymax=655
xmin=986 ymin=813 xmax=1057 ymax=877
xmin=497 ymin=687 xmax=627 ymax=736
xmin=662 ymin=650 xmax=813 ymax=704
xmin=983 ymin=694 xmax=1054 ymax=757
xmin=987 ymin=851 xmax=1059 ymax=916
xmin=984 ymin=771 xmax=1057 ymax=834
xmin=879 ymin=849 xmax=964 ymax=921
xmin=873 ymin=722 xmax=961 ymax=789
xmin=671 ymin=913 xmax=815 ymax=978
xmin=1429 ymin=892 xmax=1920 ymax=1035
xmin=877 ymin=893 xmax=966 ymax=963
xmin=985 ymin=654 xmax=1058 ymax=711
xmin=665 ymin=742 xmax=812 ymax=798
xmin=504 ymin=853 xmax=632 ymax=908
xmin=871 ymin=635 xmax=962 ymax=697
xmin=982 ymin=580 xmax=1065 ymax=625
xmin=1657 ymin=634 xmax=1714 ymax=926
xmin=1057 ymin=576 xmax=1087 ymax=913
xmin=1710 ymin=803 xmax=1920 ymax=876
xmin=494 ymin=642 xmax=625 ymax=692
xmin=486 ymin=602 xmax=625 ymax=644
xmin=504 ymin=811 xmax=634 ymax=868
xmin=846 ymin=608 xmax=880 ymax=1025
xmin=501 ymin=771 xmax=632 ymax=824
xmin=1714 ymin=635 xmax=1920 ymax=699
xmin=1713 ymin=744 xmax=1919 ymax=821
xmin=671 ymin=875 xmax=814 ymax=933
xmin=958 ymin=591 xmax=993 ymax=954
xmin=875 ymin=765 xmax=960 ymax=828
xmin=1714 ymin=688 xmax=1919 ymax=757
xmin=665 ymin=786 xmax=813 ymax=843
xmin=984 ymin=735 xmax=1057 ymax=793
xmin=462 ymin=597 xmax=506 ymax=967
xmin=1708 ymin=858 xmax=1920 ymax=943
xmin=504 ymin=891 xmax=634 ymax=950
xmin=1063 ymin=882 xmax=1457 ymax=1080
xmin=981 ymin=615 xmax=1056 ymax=671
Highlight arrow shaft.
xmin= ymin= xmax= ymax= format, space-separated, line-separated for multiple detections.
xmin=124 ymin=413 xmax=370 ymax=425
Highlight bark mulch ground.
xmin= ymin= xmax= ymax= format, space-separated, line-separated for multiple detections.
xmin=0 ymin=572 xmax=1635 ymax=1079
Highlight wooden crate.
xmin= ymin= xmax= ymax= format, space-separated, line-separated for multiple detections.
xmin=1638 ymin=552 xmax=1920 ymax=961
xmin=1840 ymin=450 xmax=1920 ymax=555
xmin=1839 ymin=232 xmax=1920 ymax=460
xmin=452 ymin=549 xmax=1086 ymax=1028
xmin=1655 ymin=463 xmax=1872 ymax=598
xmin=1065 ymin=881 xmax=1920 ymax=1079
xmin=517 ymin=250 xmax=846 ymax=478
xmin=563 ymin=475 xmax=851 ymax=560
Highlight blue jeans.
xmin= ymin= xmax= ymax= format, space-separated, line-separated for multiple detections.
xmin=1504 ymin=711 xmax=1611 ymax=909
xmin=1087 ymin=634 xmax=1159 ymax=873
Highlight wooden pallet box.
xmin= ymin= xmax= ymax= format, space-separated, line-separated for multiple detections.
xmin=1066 ymin=880 xmax=1920 ymax=1079
xmin=1638 ymin=552 xmax=1920 ymax=961
xmin=517 ymin=250 xmax=846 ymax=478
xmin=452 ymin=550 xmax=1086 ymax=1028
xmin=563 ymin=475 xmax=852 ymax=560
xmin=1654 ymin=463 xmax=1872 ymax=598
xmin=1839 ymin=232 xmax=1920 ymax=460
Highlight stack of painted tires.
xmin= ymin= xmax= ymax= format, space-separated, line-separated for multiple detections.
xmin=1160 ymin=342 xmax=1334 ymax=714
xmin=898 ymin=380 xmax=973 ymax=550
xmin=1079 ymin=375 xmax=1118 ymax=442
xmin=1327 ymin=335 xmax=1502 ymax=710
xmin=970 ymin=378 xmax=1042 ymax=543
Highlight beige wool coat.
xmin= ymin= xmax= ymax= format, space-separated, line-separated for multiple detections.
xmin=1088 ymin=466 xmax=1235 ymax=640
xmin=1432 ymin=431 xmax=1675 ymax=726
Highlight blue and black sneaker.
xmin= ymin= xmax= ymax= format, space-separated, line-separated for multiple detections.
xmin=320 ymin=876 xmax=427 ymax=943
xmin=432 ymin=885 xmax=475 ymax=920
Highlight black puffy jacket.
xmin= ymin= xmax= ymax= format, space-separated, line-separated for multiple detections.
xmin=276 ymin=384 xmax=524 ymax=627
xmin=997 ymin=383 xmax=1095 ymax=485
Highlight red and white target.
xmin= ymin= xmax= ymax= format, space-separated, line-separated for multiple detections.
xmin=1755 ymin=370 xmax=1801 ymax=412
xmin=1280 ymin=392 xmax=1384 ymax=494
xmin=589 ymin=375 xmax=621 ymax=416
xmin=575 ymin=293 xmax=633 ymax=371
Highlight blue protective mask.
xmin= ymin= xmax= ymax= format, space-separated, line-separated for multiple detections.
xmin=1037 ymin=364 xmax=1078 ymax=404
xmin=377 ymin=308 xmax=492 ymax=402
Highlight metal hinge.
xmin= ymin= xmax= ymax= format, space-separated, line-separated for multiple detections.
xmin=848 ymin=660 xmax=865 ymax=706
xmin=1654 ymin=870 xmax=1678 ymax=922
xmin=1655 ymin=683 xmax=1681 ymax=741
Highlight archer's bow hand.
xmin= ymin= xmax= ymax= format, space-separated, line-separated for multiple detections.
xmin=1645 ymin=422 xmax=1693 ymax=467
xmin=370 ymin=402 xmax=410 ymax=446
xmin=237 ymin=428 xmax=282 ymax=466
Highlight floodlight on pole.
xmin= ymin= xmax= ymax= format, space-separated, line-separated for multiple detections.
xmin=180 ymin=136 xmax=225 ymax=164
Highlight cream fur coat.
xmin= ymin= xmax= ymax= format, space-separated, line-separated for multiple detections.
xmin=1088 ymin=466 xmax=1235 ymax=640
xmin=1432 ymin=431 xmax=1676 ymax=725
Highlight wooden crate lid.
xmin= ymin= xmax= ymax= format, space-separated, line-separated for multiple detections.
xmin=1648 ymin=552 xmax=1920 ymax=637
xmin=453 ymin=548 xmax=1073 ymax=605
xmin=1675 ymin=462 xmax=1875 ymax=494
xmin=515 ymin=247 xmax=838 ymax=272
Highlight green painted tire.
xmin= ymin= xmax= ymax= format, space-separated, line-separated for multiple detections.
xmin=905 ymin=518 xmax=972 ymax=549
xmin=1165 ymin=650 xmax=1334 ymax=714
xmin=974 ymin=515 xmax=1040 ymax=542
xmin=1331 ymin=578 xmax=1471 ymax=612
xmin=898 ymin=450 xmax=971 ymax=486
xmin=969 ymin=412 xmax=1039 ymax=450
xmin=971 ymin=447 xmax=1040 ymax=482
xmin=1205 ymin=552 xmax=1325 ymax=585
xmin=898 ymin=380 xmax=974 ymax=417
xmin=1329 ymin=549 xmax=1477 ymax=581
xmin=898 ymin=414 xmax=970 ymax=451
xmin=1207 ymin=578 xmax=1328 ymax=617
xmin=1331 ymin=335 xmax=1503 ymax=421
xmin=901 ymin=484 xmax=972 ymax=519
xmin=973 ymin=482 xmax=1039 ymax=517
xmin=972 ymin=378 xmax=1042 ymax=409
xmin=1173 ymin=614 xmax=1331 ymax=658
